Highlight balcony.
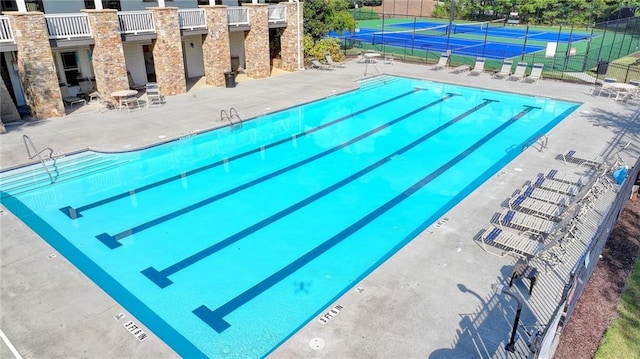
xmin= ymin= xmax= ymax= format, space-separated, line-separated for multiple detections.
xmin=178 ymin=9 xmax=207 ymax=30
xmin=118 ymin=11 xmax=155 ymax=35
xmin=227 ymin=7 xmax=250 ymax=30
xmin=45 ymin=13 xmax=92 ymax=40
xmin=268 ymin=5 xmax=287 ymax=26
xmin=0 ymin=16 xmax=14 ymax=43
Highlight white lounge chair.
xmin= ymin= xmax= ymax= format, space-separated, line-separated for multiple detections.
xmin=383 ymin=54 xmax=394 ymax=64
xmin=531 ymin=175 xmax=580 ymax=196
xmin=428 ymin=53 xmax=449 ymax=70
xmin=492 ymin=60 xmax=513 ymax=79
xmin=468 ymin=57 xmax=485 ymax=76
xmin=561 ymin=150 xmax=604 ymax=168
xmin=544 ymin=169 xmax=585 ymax=187
xmin=59 ymin=85 xmax=86 ymax=108
xmin=521 ymin=185 xmax=573 ymax=206
xmin=78 ymin=79 xmax=100 ymax=102
xmin=480 ymin=226 xmax=542 ymax=258
xmin=523 ymin=63 xmax=543 ymax=83
xmin=498 ymin=209 xmax=557 ymax=235
xmin=146 ymin=82 xmax=163 ymax=108
xmin=310 ymin=59 xmax=332 ymax=70
xmin=324 ymin=52 xmax=345 ymax=68
xmin=507 ymin=62 xmax=528 ymax=81
xmin=508 ymin=195 xmax=565 ymax=221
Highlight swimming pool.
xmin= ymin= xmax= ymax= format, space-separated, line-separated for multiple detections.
xmin=0 ymin=76 xmax=579 ymax=358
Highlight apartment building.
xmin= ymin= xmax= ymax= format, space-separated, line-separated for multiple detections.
xmin=0 ymin=0 xmax=303 ymax=121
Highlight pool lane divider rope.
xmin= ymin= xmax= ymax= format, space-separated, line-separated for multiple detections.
xmin=192 ymin=104 xmax=538 ymax=334
xmin=141 ymin=96 xmax=494 ymax=288
xmin=59 ymin=89 xmax=424 ymax=221
xmin=93 ymin=93 xmax=461 ymax=249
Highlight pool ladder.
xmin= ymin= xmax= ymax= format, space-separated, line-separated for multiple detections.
xmin=23 ymin=135 xmax=55 ymax=184
xmin=220 ymin=107 xmax=243 ymax=129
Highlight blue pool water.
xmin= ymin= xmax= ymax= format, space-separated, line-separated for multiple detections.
xmin=0 ymin=76 xmax=579 ymax=358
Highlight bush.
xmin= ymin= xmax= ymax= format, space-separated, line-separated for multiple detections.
xmin=304 ymin=37 xmax=344 ymax=64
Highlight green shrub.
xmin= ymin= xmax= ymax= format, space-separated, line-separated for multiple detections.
xmin=305 ymin=37 xmax=344 ymax=64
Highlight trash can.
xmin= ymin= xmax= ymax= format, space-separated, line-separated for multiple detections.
xmin=596 ymin=61 xmax=609 ymax=75
xmin=224 ymin=71 xmax=236 ymax=88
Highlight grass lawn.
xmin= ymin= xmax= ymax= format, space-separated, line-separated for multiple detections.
xmin=594 ymin=258 xmax=640 ymax=358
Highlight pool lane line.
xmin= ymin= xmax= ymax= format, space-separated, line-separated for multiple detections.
xmin=59 ymin=89 xmax=423 ymax=220
xmin=192 ymin=105 xmax=538 ymax=333
xmin=141 ymin=98 xmax=496 ymax=288
xmin=94 ymin=93 xmax=460 ymax=249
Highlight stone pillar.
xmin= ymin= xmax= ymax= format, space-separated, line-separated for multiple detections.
xmin=280 ymin=2 xmax=303 ymax=72
xmin=83 ymin=9 xmax=128 ymax=104
xmin=6 ymin=12 xmax=64 ymax=120
xmin=201 ymin=5 xmax=231 ymax=87
xmin=148 ymin=7 xmax=186 ymax=95
xmin=244 ymin=4 xmax=270 ymax=79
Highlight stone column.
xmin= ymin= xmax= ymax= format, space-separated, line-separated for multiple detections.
xmin=6 ymin=12 xmax=64 ymax=120
xmin=244 ymin=4 xmax=270 ymax=79
xmin=148 ymin=7 xmax=186 ymax=95
xmin=83 ymin=9 xmax=128 ymax=104
xmin=280 ymin=2 xmax=303 ymax=72
xmin=201 ymin=5 xmax=231 ymax=87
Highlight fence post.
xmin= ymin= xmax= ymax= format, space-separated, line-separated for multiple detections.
xmin=581 ymin=28 xmax=594 ymax=72
xmin=521 ymin=24 xmax=530 ymax=60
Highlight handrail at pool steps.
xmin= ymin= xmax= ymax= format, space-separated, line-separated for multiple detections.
xmin=522 ymin=134 xmax=549 ymax=152
xmin=219 ymin=108 xmax=243 ymax=129
xmin=22 ymin=135 xmax=55 ymax=184
xmin=229 ymin=107 xmax=243 ymax=128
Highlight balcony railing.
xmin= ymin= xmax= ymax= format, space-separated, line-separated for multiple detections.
xmin=178 ymin=9 xmax=207 ymax=30
xmin=0 ymin=16 xmax=14 ymax=43
xmin=45 ymin=13 xmax=91 ymax=40
xmin=268 ymin=5 xmax=287 ymax=23
xmin=227 ymin=7 xmax=249 ymax=26
xmin=118 ymin=11 xmax=155 ymax=35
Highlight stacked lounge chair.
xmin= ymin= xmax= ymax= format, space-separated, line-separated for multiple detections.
xmin=480 ymin=226 xmax=542 ymax=258
xmin=508 ymin=195 xmax=565 ymax=221
xmin=531 ymin=175 xmax=581 ymax=196
xmin=498 ymin=209 xmax=557 ymax=236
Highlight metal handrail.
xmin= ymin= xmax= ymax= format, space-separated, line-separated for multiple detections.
xmin=23 ymin=135 xmax=55 ymax=184
xmin=229 ymin=107 xmax=243 ymax=128
xmin=220 ymin=109 xmax=232 ymax=125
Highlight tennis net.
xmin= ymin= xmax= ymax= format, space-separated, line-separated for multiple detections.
xmin=370 ymin=23 xmax=449 ymax=45
xmin=453 ymin=19 xmax=506 ymax=34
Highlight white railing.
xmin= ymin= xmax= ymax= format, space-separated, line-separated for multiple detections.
xmin=227 ymin=7 xmax=249 ymax=26
xmin=268 ymin=5 xmax=287 ymax=23
xmin=45 ymin=13 xmax=92 ymax=40
xmin=118 ymin=11 xmax=155 ymax=35
xmin=178 ymin=9 xmax=207 ymax=30
xmin=0 ymin=16 xmax=14 ymax=43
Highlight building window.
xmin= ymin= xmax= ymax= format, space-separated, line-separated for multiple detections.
xmin=61 ymin=52 xmax=80 ymax=86
xmin=0 ymin=0 xmax=44 ymax=11
xmin=83 ymin=0 xmax=121 ymax=10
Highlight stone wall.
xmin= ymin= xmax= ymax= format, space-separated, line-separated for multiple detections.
xmin=201 ymin=5 xmax=231 ymax=87
xmin=279 ymin=2 xmax=303 ymax=72
xmin=244 ymin=4 xmax=270 ymax=79
xmin=149 ymin=7 xmax=186 ymax=96
xmin=6 ymin=12 xmax=64 ymax=120
xmin=383 ymin=0 xmax=435 ymax=18
xmin=83 ymin=9 xmax=129 ymax=104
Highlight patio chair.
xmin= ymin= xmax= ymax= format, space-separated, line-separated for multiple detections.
xmin=324 ymin=52 xmax=345 ymax=68
xmin=492 ymin=60 xmax=513 ymax=79
xmin=531 ymin=175 xmax=580 ymax=196
xmin=427 ymin=53 xmax=449 ymax=70
xmin=498 ymin=209 xmax=557 ymax=235
xmin=59 ymin=85 xmax=86 ymax=108
xmin=480 ymin=225 xmax=542 ymax=258
xmin=78 ymin=79 xmax=100 ymax=102
xmin=127 ymin=71 xmax=146 ymax=91
xmin=450 ymin=64 xmax=471 ymax=74
xmin=521 ymin=185 xmax=573 ymax=206
xmin=523 ymin=63 xmax=544 ymax=83
xmin=561 ymin=149 xmax=604 ymax=168
xmin=468 ymin=57 xmax=485 ymax=76
xmin=507 ymin=62 xmax=528 ymax=81
xmin=355 ymin=52 xmax=367 ymax=64
xmin=508 ymin=195 xmax=565 ymax=221
xmin=383 ymin=54 xmax=394 ymax=64
xmin=146 ymin=82 xmax=163 ymax=108
xmin=310 ymin=59 xmax=332 ymax=70
xmin=544 ymin=169 xmax=585 ymax=187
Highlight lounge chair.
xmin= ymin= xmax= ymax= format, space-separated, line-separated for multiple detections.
xmin=508 ymin=195 xmax=565 ymax=221
xmin=523 ymin=63 xmax=543 ymax=83
xmin=310 ymin=59 xmax=332 ymax=70
xmin=127 ymin=71 xmax=146 ymax=91
xmin=544 ymin=169 xmax=585 ymax=187
xmin=498 ymin=209 xmax=557 ymax=235
xmin=383 ymin=54 xmax=394 ymax=64
xmin=324 ymin=52 xmax=345 ymax=68
xmin=492 ymin=60 xmax=513 ymax=79
xmin=521 ymin=185 xmax=573 ymax=206
xmin=450 ymin=64 xmax=470 ymax=74
xmin=507 ymin=62 xmax=528 ymax=81
xmin=531 ymin=175 xmax=580 ymax=196
xmin=78 ymin=79 xmax=100 ymax=102
xmin=59 ymin=85 xmax=86 ymax=107
xmin=355 ymin=52 xmax=367 ymax=63
xmin=480 ymin=225 xmax=542 ymax=258
xmin=561 ymin=149 xmax=604 ymax=168
xmin=427 ymin=53 xmax=449 ymax=70
xmin=468 ymin=57 xmax=485 ymax=76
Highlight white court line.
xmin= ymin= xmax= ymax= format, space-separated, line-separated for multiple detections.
xmin=0 ymin=328 xmax=23 ymax=359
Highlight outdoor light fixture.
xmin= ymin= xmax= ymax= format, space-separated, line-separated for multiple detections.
xmin=493 ymin=283 xmax=523 ymax=353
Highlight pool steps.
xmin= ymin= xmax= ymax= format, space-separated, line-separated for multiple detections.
xmin=358 ymin=75 xmax=401 ymax=90
xmin=0 ymin=152 xmax=129 ymax=197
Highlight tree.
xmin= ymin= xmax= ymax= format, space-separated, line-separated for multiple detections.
xmin=303 ymin=0 xmax=356 ymax=42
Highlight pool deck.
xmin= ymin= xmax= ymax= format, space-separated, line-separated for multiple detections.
xmin=1 ymin=59 xmax=639 ymax=359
